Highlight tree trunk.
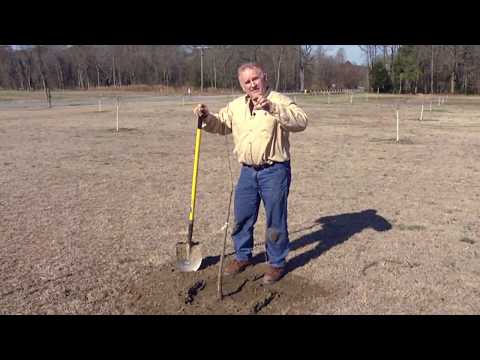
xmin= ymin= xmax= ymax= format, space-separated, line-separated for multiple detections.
xmin=388 ymin=49 xmax=394 ymax=91
xmin=55 ymin=64 xmax=61 ymax=90
xmin=299 ymin=67 xmax=305 ymax=91
xmin=390 ymin=46 xmax=396 ymax=82
xmin=366 ymin=66 xmax=370 ymax=93
xmin=25 ymin=63 xmax=32 ymax=91
xmin=97 ymin=64 xmax=101 ymax=87
xmin=275 ymin=62 xmax=281 ymax=91
xmin=200 ymin=47 xmax=204 ymax=93
xmin=35 ymin=46 xmax=51 ymax=106
xmin=118 ymin=65 xmax=122 ymax=87
xmin=450 ymin=71 xmax=455 ymax=94
xmin=450 ymin=46 xmax=458 ymax=94
xmin=275 ymin=48 xmax=283 ymax=91
xmin=42 ymin=77 xmax=51 ymax=108
xmin=298 ymin=46 xmax=305 ymax=92
xmin=112 ymin=55 xmax=116 ymax=87
xmin=368 ymin=47 xmax=372 ymax=92
xmin=415 ymin=71 xmax=419 ymax=94
xmin=430 ymin=45 xmax=434 ymax=94
xmin=283 ymin=58 xmax=289 ymax=92
xmin=130 ymin=71 xmax=135 ymax=85
xmin=213 ymin=55 xmax=217 ymax=89
xmin=59 ymin=65 xmax=64 ymax=90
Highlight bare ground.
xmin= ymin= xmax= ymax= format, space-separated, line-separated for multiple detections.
xmin=1 ymin=92 xmax=479 ymax=314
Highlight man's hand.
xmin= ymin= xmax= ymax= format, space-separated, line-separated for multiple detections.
xmin=252 ymin=96 xmax=273 ymax=112
xmin=193 ymin=104 xmax=210 ymax=119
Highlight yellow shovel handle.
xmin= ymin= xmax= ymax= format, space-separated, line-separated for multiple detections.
xmin=187 ymin=117 xmax=203 ymax=243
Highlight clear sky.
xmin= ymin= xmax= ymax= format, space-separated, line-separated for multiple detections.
xmin=325 ymin=45 xmax=364 ymax=65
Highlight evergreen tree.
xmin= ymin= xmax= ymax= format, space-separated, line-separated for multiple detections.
xmin=370 ymin=61 xmax=392 ymax=92
xmin=393 ymin=45 xmax=419 ymax=93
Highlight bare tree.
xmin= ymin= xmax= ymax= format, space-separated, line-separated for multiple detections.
xmin=34 ymin=46 xmax=52 ymax=107
xmin=0 ymin=44 xmax=442 ymax=94
xmin=298 ymin=45 xmax=313 ymax=91
xmin=274 ymin=46 xmax=284 ymax=91
xmin=430 ymin=45 xmax=435 ymax=94
xmin=358 ymin=45 xmax=373 ymax=91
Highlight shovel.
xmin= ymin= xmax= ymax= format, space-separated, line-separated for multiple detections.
xmin=176 ymin=116 xmax=204 ymax=272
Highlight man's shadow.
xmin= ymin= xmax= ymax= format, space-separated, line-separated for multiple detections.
xmin=201 ymin=209 xmax=392 ymax=274
xmin=282 ymin=209 xmax=392 ymax=273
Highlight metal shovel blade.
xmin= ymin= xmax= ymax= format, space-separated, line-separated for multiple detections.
xmin=175 ymin=242 xmax=203 ymax=272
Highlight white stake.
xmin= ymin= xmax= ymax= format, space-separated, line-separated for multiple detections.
xmin=116 ymin=97 xmax=119 ymax=133
xmin=438 ymin=97 xmax=441 ymax=106
xmin=350 ymin=93 xmax=353 ymax=104
xmin=396 ymin=109 xmax=400 ymax=143
xmin=420 ymin=104 xmax=424 ymax=121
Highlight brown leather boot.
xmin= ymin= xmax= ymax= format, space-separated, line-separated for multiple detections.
xmin=263 ymin=265 xmax=285 ymax=284
xmin=224 ymin=259 xmax=251 ymax=276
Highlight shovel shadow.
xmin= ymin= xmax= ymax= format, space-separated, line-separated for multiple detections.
xmin=199 ymin=255 xmax=221 ymax=270
xmin=283 ymin=209 xmax=392 ymax=273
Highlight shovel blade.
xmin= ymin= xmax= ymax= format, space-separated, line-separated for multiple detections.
xmin=176 ymin=242 xmax=202 ymax=272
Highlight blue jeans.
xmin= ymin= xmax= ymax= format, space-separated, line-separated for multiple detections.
xmin=231 ymin=161 xmax=291 ymax=268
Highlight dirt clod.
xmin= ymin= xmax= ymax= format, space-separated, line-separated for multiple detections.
xmin=250 ymin=291 xmax=277 ymax=314
xmin=185 ymin=280 xmax=206 ymax=304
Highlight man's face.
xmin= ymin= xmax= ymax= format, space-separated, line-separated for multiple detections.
xmin=238 ymin=67 xmax=267 ymax=100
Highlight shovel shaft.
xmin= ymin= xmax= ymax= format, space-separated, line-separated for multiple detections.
xmin=187 ymin=220 xmax=194 ymax=246
xmin=187 ymin=117 xmax=203 ymax=243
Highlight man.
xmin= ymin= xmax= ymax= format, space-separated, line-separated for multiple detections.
xmin=193 ymin=63 xmax=308 ymax=284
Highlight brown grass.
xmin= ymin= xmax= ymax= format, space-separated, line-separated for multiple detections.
xmin=1 ymin=92 xmax=479 ymax=314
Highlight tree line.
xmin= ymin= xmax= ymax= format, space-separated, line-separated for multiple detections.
xmin=2 ymin=45 xmax=478 ymax=95
xmin=362 ymin=45 xmax=480 ymax=94
xmin=0 ymin=45 xmax=365 ymax=93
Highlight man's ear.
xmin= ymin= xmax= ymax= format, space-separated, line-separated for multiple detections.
xmin=264 ymin=72 xmax=268 ymax=81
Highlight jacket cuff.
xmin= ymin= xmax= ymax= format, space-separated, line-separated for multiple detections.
xmin=270 ymin=102 xmax=280 ymax=116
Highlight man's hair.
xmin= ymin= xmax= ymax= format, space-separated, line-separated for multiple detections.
xmin=237 ymin=62 xmax=266 ymax=78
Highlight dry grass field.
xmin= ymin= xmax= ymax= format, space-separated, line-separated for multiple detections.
xmin=1 ymin=90 xmax=479 ymax=314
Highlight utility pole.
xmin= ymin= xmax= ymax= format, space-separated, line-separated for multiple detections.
xmin=193 ymin=46 xmax=210 ymax=94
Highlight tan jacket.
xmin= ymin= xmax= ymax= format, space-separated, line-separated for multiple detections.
xmin=202 ymin=90 xmax=308 ymax=166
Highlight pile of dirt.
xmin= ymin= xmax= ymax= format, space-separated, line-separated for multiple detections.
xmin=117 ymin=256 xmax=337 ymax=315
